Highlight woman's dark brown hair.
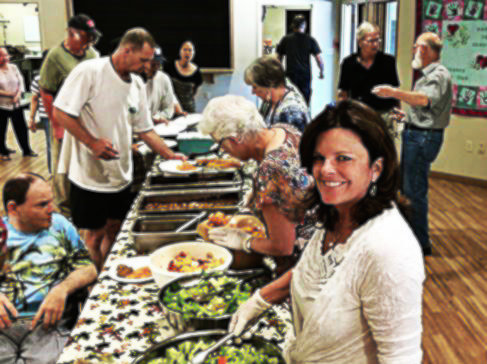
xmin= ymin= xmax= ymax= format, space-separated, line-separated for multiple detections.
xmin=300 ymin=100 xmax=407 ymax=230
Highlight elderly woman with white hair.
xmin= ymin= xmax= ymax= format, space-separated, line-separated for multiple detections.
xmin=337 ymin=21 xmax=400 ymax=136
xmin=199 ymin=95 xmax=317 ymax=271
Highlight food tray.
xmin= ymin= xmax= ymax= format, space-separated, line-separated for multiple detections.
xmin=144 ymin=170 xmax=242 ymax=191
xmin=132 ymin=329 xmax=285 ymax=363
xmin=131 ymin=208 xmax=239 ymax=254
xmin=158 ymin=269 xmax=272 ymax=331
xmin=132 ymin=214 xmax=205 ymax=253
xmin=136 ymin=188 xmax=241 ymax=215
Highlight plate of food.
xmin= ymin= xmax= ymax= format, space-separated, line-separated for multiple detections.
xmin=194 ymin=157 xmax=242 ymax=171
xmin=158 ymin=160 xmax=202 ymax=174
xmin=197 ymin=211 xmax=267 ymax=241
xmin=108 ymin=256 xmax=153 ymax=283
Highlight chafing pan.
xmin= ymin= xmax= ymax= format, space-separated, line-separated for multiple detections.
xmin=132 ymin=329 xmax=285 ymax=363
xmin=131 ymin=209 xmax=239 ymax=254
xmin=131 ymin=214 xmax=203 ymax=254
xmin=144 ymin=170 xmax=242 ymax=190
xmin=136 ymin=187 xmax=241 ymax=215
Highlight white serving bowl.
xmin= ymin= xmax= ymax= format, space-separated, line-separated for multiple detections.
xmin=149 ymin=241 xmax=233 ymax=288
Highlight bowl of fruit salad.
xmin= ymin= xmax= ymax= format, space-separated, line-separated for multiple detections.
xmin=149 ymin=241 xmax=233 ymax=288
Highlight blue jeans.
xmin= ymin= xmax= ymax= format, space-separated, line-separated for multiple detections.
xmin=39 ymin=117 xmax=52 ymax=173
xmin=401 ymin=128 xmax=444 ymax=251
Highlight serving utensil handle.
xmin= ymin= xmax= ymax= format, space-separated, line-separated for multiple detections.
xmin=190 ymin=332 xmax=235 ymax=364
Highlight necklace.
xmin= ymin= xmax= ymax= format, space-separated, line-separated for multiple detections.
xmin=321 ymin=226 xmax=355 ymax=255
xmin=177 ymin=59 xmax=189 ymax=70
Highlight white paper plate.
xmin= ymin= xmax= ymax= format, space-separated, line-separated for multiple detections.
xmin=158 ymin=160 xmax=202 ymax=174
xmin=136 ymin=139 xmax=177 ymax=156
xmin=108 ymin=256 xmax=152 ymax=283
xmin=164 ymin=139 xmax=177 ymax=148
xmin=181 ymin=113 xmax=202 ymax=127
xmin=154 ymin=122 xmax=186 ymax=137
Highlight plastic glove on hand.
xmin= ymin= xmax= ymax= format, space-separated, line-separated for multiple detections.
xmin=229 ymin=289 xmax=271 ymax=336
xmin=208 ymin=227 xmax=250 ymax=251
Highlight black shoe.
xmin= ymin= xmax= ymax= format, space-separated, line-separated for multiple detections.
xmin=422 ymin=246 xmax=432 ymax=256
xmin=23 ymin=152 xmax=38 ymax=157
xmin=0 ymin=153 xmax=11 ymax=161
xmin=7 ymin=148 xmax=16 ymax=154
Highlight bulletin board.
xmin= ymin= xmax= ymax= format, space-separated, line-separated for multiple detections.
xmin=417 ymin=0 xmax=487 ymax=117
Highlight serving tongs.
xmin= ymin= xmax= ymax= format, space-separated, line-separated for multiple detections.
xmin=186 ymin=269 xmax=267 ymax=304
xmin=174 ymin=211 xmax=208 ymax=233
xmin=190 ymin=310 xmax=268 ymax=364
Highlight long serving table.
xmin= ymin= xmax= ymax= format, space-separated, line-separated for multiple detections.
xmin=56 ymin=157 xmax=293 ymax=364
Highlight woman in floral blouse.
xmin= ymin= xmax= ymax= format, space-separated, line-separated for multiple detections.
xmin=199 ymin=95 xmax=317 ymax=271
xmin=244 ymin=55 xmax=310 ymax=132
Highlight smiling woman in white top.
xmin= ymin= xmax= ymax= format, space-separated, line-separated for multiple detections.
xmin=229 ymin=100 xmax=425 ymax=364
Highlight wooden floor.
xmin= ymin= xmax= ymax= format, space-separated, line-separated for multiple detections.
xmin=1 ymin=124 xmax=487 ymax=363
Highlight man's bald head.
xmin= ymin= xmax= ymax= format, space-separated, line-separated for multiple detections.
xmin=418 ymin=32 xmax=442 ymax=60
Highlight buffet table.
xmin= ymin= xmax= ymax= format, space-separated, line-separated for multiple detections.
xmin=56 ymin=157 xmax=292 ymax=364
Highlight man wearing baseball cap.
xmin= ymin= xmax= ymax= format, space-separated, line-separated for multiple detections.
xmin=39 ymin=14 xmax=101 ymax=218
xmin=144 ymin=46 xmax=179 ymax=124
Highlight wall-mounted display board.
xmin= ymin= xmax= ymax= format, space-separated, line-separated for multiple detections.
xmin=417 ymin=0 xmax=487 ymax=117
xmin=72 ymin=0 xmax=232 ymax=70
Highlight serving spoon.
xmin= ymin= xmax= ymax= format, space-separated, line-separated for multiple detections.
xmin=189 ymin=311 xmax=266 ymax=364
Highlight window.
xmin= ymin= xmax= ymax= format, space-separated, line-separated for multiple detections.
xmin=340 ymin=1 xmax=398 ymax=60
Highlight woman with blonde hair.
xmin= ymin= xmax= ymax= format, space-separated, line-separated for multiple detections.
xmin=0 ymin=47 xmax=36 ymax=160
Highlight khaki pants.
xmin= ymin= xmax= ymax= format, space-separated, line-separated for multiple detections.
xmin=50 ymin=126 xmax=71 ymax=218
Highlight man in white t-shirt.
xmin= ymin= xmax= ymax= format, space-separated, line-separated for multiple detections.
xmin=144 ymin=46 xmax=176 ymax=124
xmin=52 ymin=28 xmax=185 ymax=270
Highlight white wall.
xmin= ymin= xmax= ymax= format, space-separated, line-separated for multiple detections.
xmin=0 ymin=3 xmax=40 ymax=51
xmin=0 ymin=0 xmax=67 ymax=51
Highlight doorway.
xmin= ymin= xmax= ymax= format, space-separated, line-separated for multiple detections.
xmin=260 ymin=1 xmax=335 ymax=117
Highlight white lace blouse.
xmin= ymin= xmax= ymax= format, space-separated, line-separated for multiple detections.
xmin=285 ymin=205 xmax=425 ymax=364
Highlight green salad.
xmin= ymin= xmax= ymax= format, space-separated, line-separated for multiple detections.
xmin=162 ymin=274 xmax=252 ymax=319
xmin=147 ymin=338 xmax=282 ymax=364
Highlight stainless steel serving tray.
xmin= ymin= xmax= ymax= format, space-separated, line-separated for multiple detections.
xmin=131 ymin=213 xmax=206 ymax=254
xmin=135 ymin=187 xmax=242 ymax=215
xmin=144 ymin=169 xmax=242 ymax=190
xmin=132 ymin=329 xmax=285 ymax=364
